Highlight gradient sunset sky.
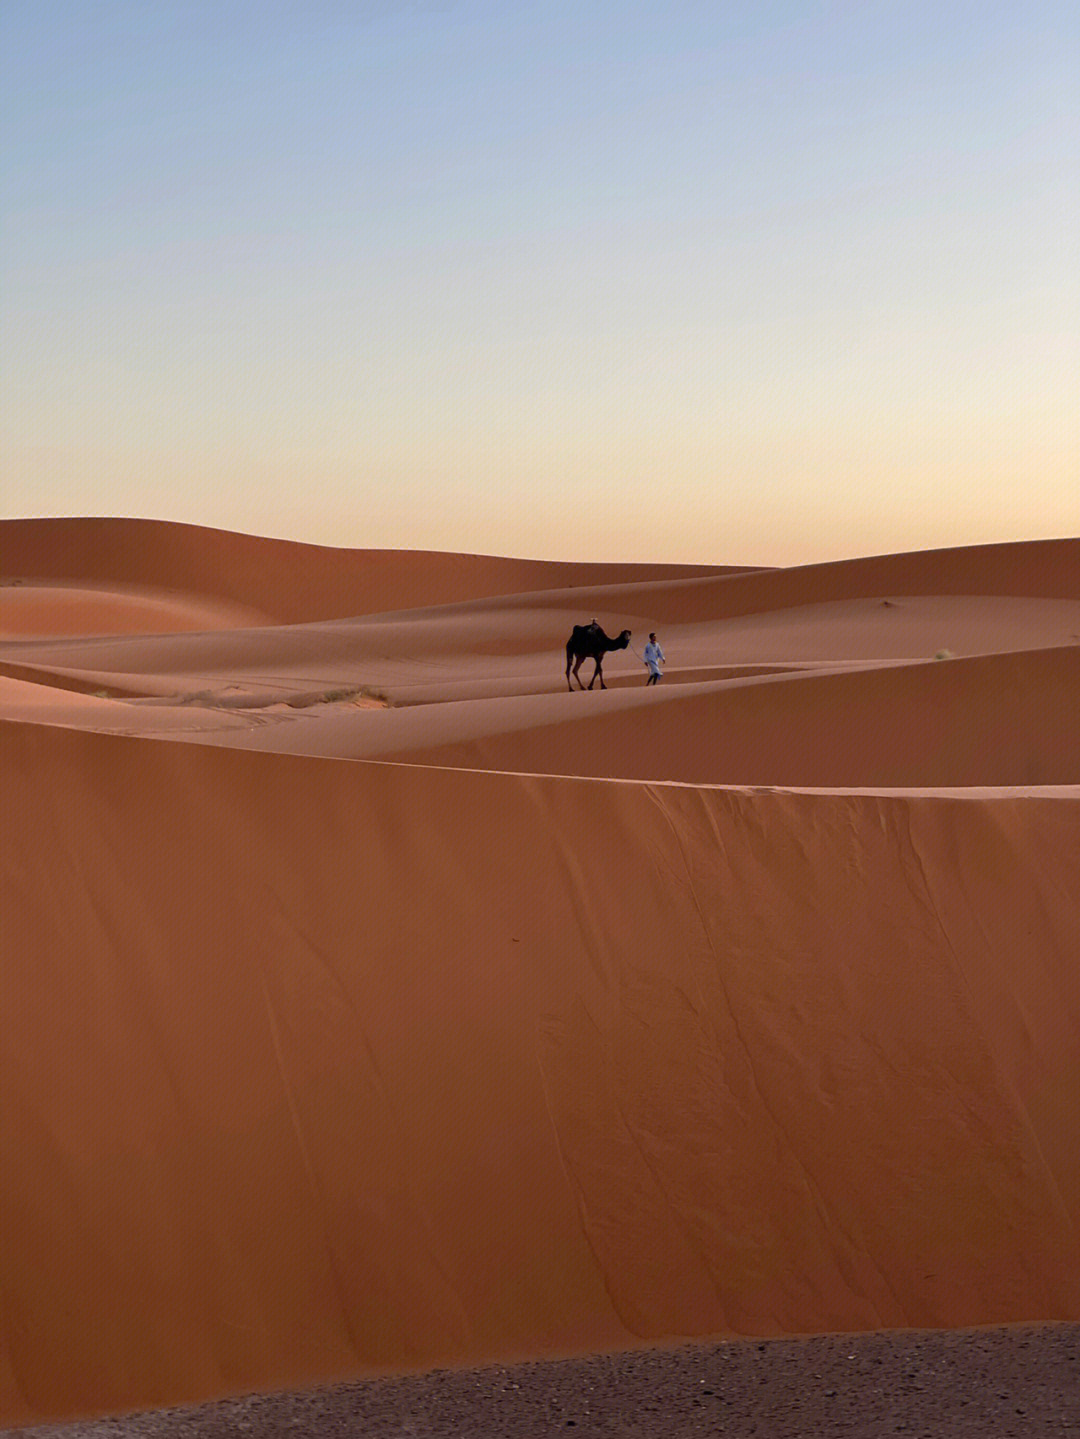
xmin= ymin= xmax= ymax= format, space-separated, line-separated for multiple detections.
xmin=3 ymin=1 xmax=1077 ymax=564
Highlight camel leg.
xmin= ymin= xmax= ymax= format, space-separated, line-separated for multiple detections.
xmin=566 ymin=652 xmax=574 ymax=691
xmin=589 ymin=658 xmax=605 ymax=690
xmin=572 ymin=657 xmax=587 ymax=689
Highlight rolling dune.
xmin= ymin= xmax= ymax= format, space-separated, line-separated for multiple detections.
xmin=0 ymin=518 xmax=734 ymax=628
xmin=1 ymin=520 xmax=1078 ymax=1428
xmin=340 ymin=646 xmax=1080 ymax=786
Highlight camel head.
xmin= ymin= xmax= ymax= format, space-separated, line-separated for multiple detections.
xmin=616 ymin=629 xmax=632 ymax=649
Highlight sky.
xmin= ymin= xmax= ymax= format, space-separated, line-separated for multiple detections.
xmin=2 ymin=1 xmax=1077 ymax=564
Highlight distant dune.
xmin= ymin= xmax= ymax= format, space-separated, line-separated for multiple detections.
xmin=0 ymin=517 xmax=738 ymax=627
xmin=1 ymin=519 xmax=1078 ymax=1428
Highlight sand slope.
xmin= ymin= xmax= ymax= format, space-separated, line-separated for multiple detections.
xmin=9 ymin=1323 xmax=1080 ymax=1439
xmin=1 ymin=522 xmax=1078 ymax=1426
xmin=0 ymin=518 xmax=734 ymax=628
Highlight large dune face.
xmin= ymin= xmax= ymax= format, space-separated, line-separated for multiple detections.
xmin=1 ymin=520 xmax=1078 ymax=1426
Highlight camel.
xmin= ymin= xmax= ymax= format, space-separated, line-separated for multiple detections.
xmin=565 ymin=620 xmax=632 ymax=691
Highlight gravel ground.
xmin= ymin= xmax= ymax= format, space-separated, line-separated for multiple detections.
xmin=6 ymin=1323 xmax=1080 ymax=1439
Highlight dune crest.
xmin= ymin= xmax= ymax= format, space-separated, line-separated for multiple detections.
xmin=1 ymin=521 xmax=1078 ymax=1425
xmin=0 ymin=518 xmax=737 ymax=626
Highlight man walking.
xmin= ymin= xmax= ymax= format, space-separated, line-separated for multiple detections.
xmin=643 ymin=632 xmax=665 ymax=685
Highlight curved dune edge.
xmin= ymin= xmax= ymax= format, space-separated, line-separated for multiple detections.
xmin=2 ymin=724 xmax=1079 ymax=1425
xmin=0 ymin=519 xmax=737 ymax=628
xmin=197 ymin=644 xmax=1076 ymax=787
xmin=2 ymin=521 xmax=1077 ymax=634
xmin=9 ymin=643 xmax=1070 ymax=789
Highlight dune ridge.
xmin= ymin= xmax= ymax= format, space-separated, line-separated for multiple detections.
xmin=0 ymin=519 xmax=737 ymax=628
xmin=1 ymin=521 xmax=1078 ymax=1426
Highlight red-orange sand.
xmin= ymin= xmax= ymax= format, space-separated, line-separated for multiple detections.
xmin=1 ymin=519 xmax=1078 ymax=1430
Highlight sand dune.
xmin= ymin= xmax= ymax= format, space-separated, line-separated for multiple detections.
xmin=337 ymin=646 xmax=1080 ymax=786
xmin=0 ymin=518 xmax=735 ymax=628
xmin=0 ymin=583 xmax=271 ymax=639
xmin=1 ymin=521 xmax=1078 ymax=1427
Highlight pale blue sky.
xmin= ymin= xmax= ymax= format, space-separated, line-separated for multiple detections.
xmin=3 ymin=1 xmax=1077 ymax=562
